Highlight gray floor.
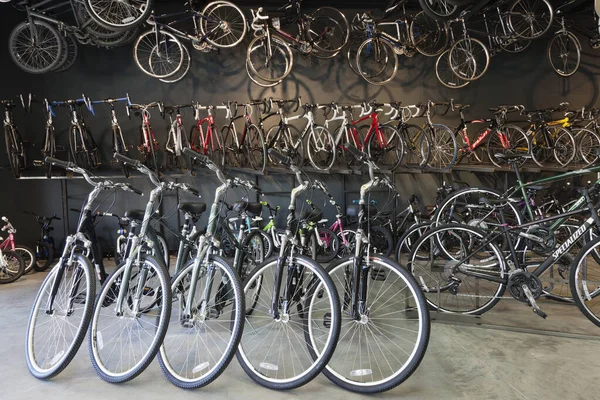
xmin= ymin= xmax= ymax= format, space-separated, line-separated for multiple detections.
xmin=3 ymin=269 xmax=600 ymax=400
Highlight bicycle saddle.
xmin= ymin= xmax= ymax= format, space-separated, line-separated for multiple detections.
xmin=232 ymin=201 xmax=262 ymax=216
xmin=494 ymin=153 xmax=531 ymax=163
xmin=346 ymin=204 xmax=378 ymax=217
xmin=179 ymin=203 xmax=207 ymax=217
xmin=124 ymin=210 xmax=145 ymax=222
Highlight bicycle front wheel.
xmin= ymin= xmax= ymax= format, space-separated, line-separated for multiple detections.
xmin=552 ymin=127 xmax=576 ymax=167
xmin=34 ymin=242 xmax=54 ymax=271
xmin=133 ymin=30 xmax=184 ymax=79
xmin=0 ymin=250 xmax=24 ymax=283
xmin=85 ymin=0 xmax=153 ymax=31
xmin=308 ymin=7 xmax=350 ymax=54
xmin=236 ymin=255 xmax=341 ymax=390
xmin=486 ymin=125 xmax=530 ymax=168
xmin=9 ymin=20 xmax=63 ymax=74
xmin=247 ymin=34 xmax=293 ymax=83
xmin=158 ymin=255 xmax=244 ymax=389
xmin=356 ymin=37 xmax=398 ymax=85
xmin=244 ymin=124 xmax=267 ymax=172
xmin=449 ymin=37 xmax=490 ymax=81
xmin=367 ymin=125 xmax=403 ymax=170
xmin=26 ymin=253 xmax=94 ymax=379
xmin=322 ymin=256 xmax=430 ymax=393
xmin=547 ymin=31 xmax=581 ymax=77
xmin=88 ymin=254 xmax=171 ymax=383
xmin=571 ymin=237 xmax=600 ymax=327
xmin=200 ymin=1 xmax=247 ymax=48
xmin=435 ymin=49 xmax=470 ymax=89
xmin=575 ymin=128 xmax=600 ymax=167
xmin=410 ymin=11 xmax=448 ymax=57
xmin=315 ymin=227 xmax=340 ymax=263
xmin=307 ymin=125 xmax=336 ymax=171
xmin=400 ymin=123 xmax=430 ymax=169
xmin=426 ymin=124 xmax=458 ymax=170
xmin=4 ymin=125 xmax=24 ymax=179
xmin=508 ymin=0 xmax=554 ymax=40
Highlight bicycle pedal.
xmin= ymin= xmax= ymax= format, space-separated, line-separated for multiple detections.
xmin=371 ymin=267 xmax=386 ymax=281
xmin=323 ymin=312 xmax=331 ymax=328
xmin=533 ymin=307 xmax=547 ymax=319
xmin=142 ymin=286 xmax=155 ymax=296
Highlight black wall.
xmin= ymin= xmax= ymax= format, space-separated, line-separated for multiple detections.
xmin=1 ymin=2 xmax=599 ymax=251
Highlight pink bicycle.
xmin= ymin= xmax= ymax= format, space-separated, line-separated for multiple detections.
xmin=0 ymin=217 xmax=36 ymax=274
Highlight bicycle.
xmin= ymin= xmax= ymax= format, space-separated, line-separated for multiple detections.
xmin=409 ymin=155 xmax=600 ymax=317
xmin=265 ymin=97 xmax=336 ymax=171
xmin=25 ymin=211 xmax=59 ymax=271
xmin=416 ymin=101 xmax=459 ymax=170
xmin=189 ymin=103 xmax=225 ymax=167
xmin=163 ymin=104 xmax=192 ymax=171
xmin=246 ymin=4 xmax=349 ymax=86
xmin=320 ymin=145 xmax=430 ymax=393
xmin=221 ymin=101 xmax=267 ymax=173
xmin=90 ymin=96 xmax=130 ymax=177
xmin=232 ymin=148 xmax=341 ymax=390
xmin=26 ymin=156 xmax=141 ymax=379
xmin=547 ymin=13 xmax=581 ymax=77
xmin=128 ymin=98 xmax=162 ymax=172
xmin=2 ymin=94 xmax=27 ymax=178
xmin=0 ymin=216 xmax=36 ymax=274
xmin=133 ymin=1 xmax=246 ymax=80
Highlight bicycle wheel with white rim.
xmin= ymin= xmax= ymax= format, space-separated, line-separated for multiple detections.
xmin=435 ymin=49 xmax=469 ymax=89
xmin=26 ymin=253 xmax=94 ymax=378
xmin=266 ymin=124 xmax=304 ymax=166
xmin=0 ymin=250 xmax=24 ymax=283
xmin=236 ymin=255 xmax=341 ymax=390
xmin=159 ymin=43 xmax=191 ymax=83
xmin=575 ymin=128 xmax=600 ymax=167
xmin=247 ymin=34 xmax=293 ymax=83
xmin=367 ymin=125 xmax=403 ymax=170
xmin=307 ymin=125 xmax=336 ymax=171
xmin=547 ymin=31 xmax=581 ymax=77
xmin=134 ymin=30 xmax=184 ymax=79
xmin=245 ymin=59 xmax=283 ymax=87
xmin=426 ymin=124 xmax=458 ymax=170
xmin=417 ymin=0 xmax=460 ymax=21
xmin=88 ymin=254 xmax=171 ymax=383
xmin=395 ymin=222 xmax=432 ymax=263
xmin=15 ymin=245 xmax=36 ymax=274
xmin=200 ymin=1 xmax=247 ymax=48
xmin=486 ymin=125 xmax=530 ymax=168
xmin=552 ymin=127 xmax=576 ymax=167
xmin=508 ymin=0 xmax=554 ymax=40
xmin=322 ymin=256 xmax=430 ymax=393
xmin=85 ymin=0 xmax=153 ymax=31
xmin=158 ymin=255 xmax=243 ymax=389
xmin=409 ymin=223 xmax=507 ymax=314
xmin=347 ymin=33 xmax=367 ymax=76
xmin=449 ymin=37 xmax=490 ymax=81
xmin=308 ymin=7 xmax=350 ymax=54
xmin=356 ymin=37 xmax=398 ymax=85
xmin=570 ymin=236 xmax=600 ymax=327
xmin=4 ymin=125 xmax=25 ymax=179
xmin=410 ymin=11 xmax=448 ymax=57
xmin=244 ymin=124 xmax=267 ymax=172
xmin=399 ymin=123 xmax=430 ymax=169
xmin=9 ymin=20 xmax=63 ymax=74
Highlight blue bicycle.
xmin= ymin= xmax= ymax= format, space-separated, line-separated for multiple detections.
xmin=25 ymin=211 xmax=59 ymax=272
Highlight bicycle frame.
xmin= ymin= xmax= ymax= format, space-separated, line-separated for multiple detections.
xmin=149 ymin=8 xmax=226 ymax=46
xmin=24 ymin=0 xmax=98 ymax=40
xmin=352 ymin=110 xmax=388 ymax=149
xmin=191 ymin=106 xmax=223 ymax=154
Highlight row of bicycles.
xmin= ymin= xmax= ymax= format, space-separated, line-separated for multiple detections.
xmin=5 ymin=93 xmax=600 ymax=179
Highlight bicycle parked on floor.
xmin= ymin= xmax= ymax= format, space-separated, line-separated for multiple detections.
xmin=0 ymin=216 xmax=36 ymax=274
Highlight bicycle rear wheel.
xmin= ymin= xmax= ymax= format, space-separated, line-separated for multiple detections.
xmin=244 ymin=124 xmax=267 ymax=172
xmin=369 ymin=226 xmax=394 ymax=257
xmin=547 ymin=31 xmax=581 ymax=77
xmin=426 ymin=124 xmax=458 ymax=170
xmin=367 ymin=125 xmax=403 ymax=170
xmin=307 ymin=125 xmax=335 ymax=171
xmin=356 ymin=37 xmax=398 ymax=85
xmin=552 ymin=127 xmax=576 ymax=167
xmin=236 ymin=255 xmax=341 ymax=390
xmin=134 ymin=30 xmax=184 ymax=79
xmin=247 ymin=35 xmax=293 ymax=83
xmin=409 ymin=224 xmax=507 ymax=314
xmin=417 ymin=0 xmax=460 ymax=21
xmin=0 ymin=249 xmax=24 ymax=283
xmin=322 ymin=256 xmax=430 ymax=393
xmin=308 ymin=7 xmax=350 ymax=54
xmin=5 ymin=125 xmax=25 ymax=179
xmin=575 ymin=128 xmax=600 ymax=167
xmin=9 ymin=20 xmax=63 ymax=74
xmin=158 ymin=255 xmax=243 ymax=389
xmin=85 ymin=0 xmax=153 ymax=31
xmin=449 ymin=37 xmax=490 ymax=81
xmin=200 ymin=1 xmax=247 ymax=48
xmin=486 ymin=125 xmax=530 ymax=168
xmin=88 ymin=254 xmax=171 ymax=383
xmin=508 ymin=0 xmax=554 ymax=40
xmin=26 ymin=253 xmax=94 ymax=378
xmin=315 ymin=227 xmax=340 ymax=263
xmin=15 ymin=245 xmax=37 ymax=274
xmin=435 ymin=49 xmax=469 ymax=89
xmin=399 ymin=123 xmax=430 ymax=169
xmin=410 ymin=11 xmax=448 ymax=56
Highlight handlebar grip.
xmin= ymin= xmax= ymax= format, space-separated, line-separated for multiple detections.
xmin=186 ymin=186 xmax=200 ymax=197
xmin=45 ymin=157 xmax=74 ymax=170
xmin=69 ymin=208 xmax=81 ymax=213
xmin=183 ymin=147 xmax=210 ymax=164
xmin=114 ymin=152 xmax=141 ymax=167
xmin=54 ymin=216 xmax=62 ymax=220
xmin=128 ymin=186 xmax=144 ymax=195
xmin=267 ymin=148 xmax=293 ymax=166
xmin=345 ymin=144 xmax=363 ymax=159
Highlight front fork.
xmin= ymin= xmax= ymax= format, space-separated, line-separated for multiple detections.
xmin=349 ymin=228 xmax=370 ymax=318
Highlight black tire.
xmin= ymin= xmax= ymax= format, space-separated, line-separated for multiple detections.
xmin=221 ymin=124 xmax=237 ymax=167
xmin=369 ymin=225 xmax=393 ymax=257
xmin=570 ymin=236 xmax=600 ymax=327
xmin=315 ymin=227 xmax=341 ymax=263
xmin=395 ymin=222 xmax=432 ymax=262
xmin=15 ymin=245 xmax=37 ymax=274
xmin=34 ymin=242 xmax=54 ymax=272
xmin=85 ymin=0 xmax=153 ymax=31
xmin=54 ymin=34 xmax=78 ymax=72
xmin=69 ymin=125 xmax=98 ymax=170
xmin=88 ymin=254 xmax=171 ymax=383
xmin=9 ymin=20 xmax=63 ymax=74
xmin=43 ymin=126 xmax=56 ymax=178
xmin=0 ymin=250 xmax=24 ymax=283
xmin=158 ymin=255 xmax=244 ymax=388
xmin=418 ymin=0 xmax=462 ymax=21
xmin=245 ymin=124 xmax=267 ymax=172
xmin=26 ymin=254 xmax=94 ymax=378
xmin=323 ymin=256 xmax=430 ymax=393
xmin=236 ymin=255 xmax=341 ymax=390
xmin=239 ymin=230 xmax=266 ymax=315
xmin=5 ymin=125 xmax=24 ymax=179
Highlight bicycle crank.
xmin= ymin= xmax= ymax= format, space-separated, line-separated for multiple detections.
xmin=508 ymin=271 xmax=547 ymax=318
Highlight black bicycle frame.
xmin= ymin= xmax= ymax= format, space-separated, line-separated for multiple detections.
xmin=25 ymin=0 xmax=96 ymax=36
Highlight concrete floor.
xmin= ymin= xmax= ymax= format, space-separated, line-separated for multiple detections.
xmin=2 ymin=269 xmax=600 ymax=400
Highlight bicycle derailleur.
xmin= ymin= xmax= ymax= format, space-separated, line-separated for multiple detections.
xmin=507 ymin=270 xmax=547 ymax=319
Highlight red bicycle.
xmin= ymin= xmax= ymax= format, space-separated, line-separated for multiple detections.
xmin=127 ymin=95 xmax=162 ymax=172
xmin=0 ymin=217 xmax=36 ymax=274
xmin=189 ymin=103 xmax=225 ymax=167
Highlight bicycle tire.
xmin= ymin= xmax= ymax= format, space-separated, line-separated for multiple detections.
xmin=308 ymin=7 xmax=350 ymax=54
xmin=133 ymin=30 xmax=184 ymax=79
xmin=158 ymin=255 xmax=244 ymax=388
xmin=315 ymin=227 xmax=340 ymax=263
xmin=570 ymin=236 xmax=600 ymax=327
xmin=417 ymin=0 xmax=461 ymax=21
xmin=367 ymin=124 xmax=403 ymax=170
xmin=322 ymin=256 xmax=430 ymax=393
xmin=0 ymin=249 xmax=24 ymax=283
xmin=236 ymin=255 xmax=341 ymax=390
xmin=409 ymin=223 xmax=507 ymax=314
xmin=69 ymin=125 xmax=95 ymax=170
xmin=410 ymin=11 xmax=449 ymax=56
xmin=508 ymin=0 xmax=554 ymax=40
xmin=547 ymin=31 xmax=581 ymax=77
xmin=245 ymin=59 xmax=284 ymax=87
xmin=552 ymin=127 xmax=576 ymax=167
xmin=435 ymin=49 xmax=470 ymax=89
xmin=247 ymin=34 xmax=294 ymax=83
xmin=449 ymin=37 xmax=490 ymax=82
xmin=266 ymin=124 xmax=304 ymax=167
xmin=426 ymin=124 xmax=458 ymax=170
xmin=88 ymin=254 xmax=171 ymax=383
xmin=306 ymin=125 xmax=336 ymax=171
xmin=15 ymin=245 xmax=37 ymax=274
xmin=85 ymin=0 xmax=153 ymax=31
xmin=395 ymin=222 xmax=432 ymax=262
xmin=54 ymin=34 xmax=78 ymax=72
xmin=356 ymin=37 xmax=398 ymax=85
xmin=26 ymin=253 xmax=94 ymax=379
xmin=575 ymin=128 xmax=600 ymax=167
xmin=369 ymin=225 xmax=394 ymax=257
xmin=5 ymin=125 xmax=23 ymax=179
xmin=486 ymin=125 xmax=530 ymax=168
xmin=245 ymin=124 xmax=267 ymax=172
xmin=9 ymin=20 xmax=63 ymax=74
xmin=34 ymin=242 xmax=54 ymax=271
xmin=159 ymin=42 xmax=191 ymax=83
xmin=200 ymin=1 xmax=247 ymax=48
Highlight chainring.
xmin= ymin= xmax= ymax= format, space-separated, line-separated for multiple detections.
xmin=507 ymin=271 xmax=543 ymax=302
xmin=525 ymin=226 xmax=556 ymax=255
